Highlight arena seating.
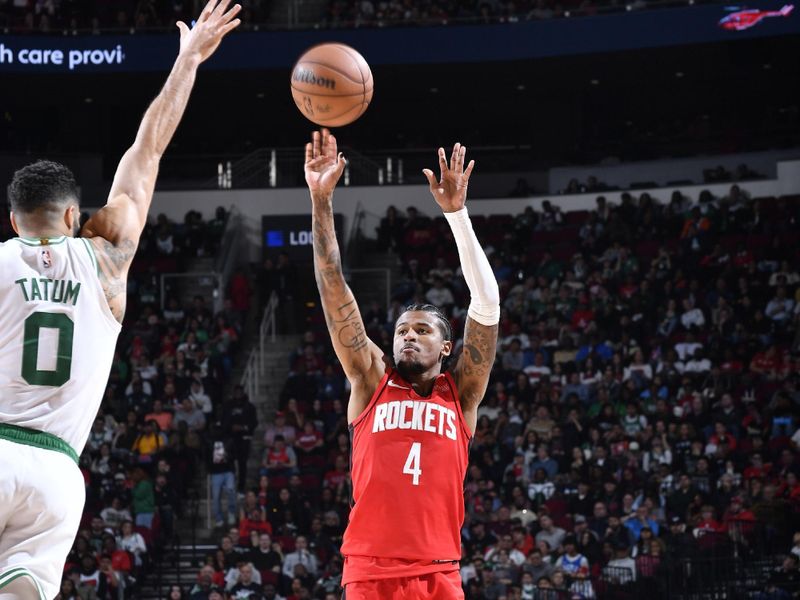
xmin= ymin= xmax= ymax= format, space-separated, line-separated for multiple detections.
xmin=0 ymin=0 xmax=704 ymax=33
xmin=213 ymin=185 xmax=800 ymax=599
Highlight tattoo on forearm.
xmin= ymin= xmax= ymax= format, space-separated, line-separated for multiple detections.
xmin=464 ymin=343 xmax=483 ymax=364
xmin=312 ymin=203 xmax=370 ymax=356
xmin=455 ymin=318 xmax=499 ymax=412
xmin=459 ymin=318 xmax=499 ymax=393
xmin=333 ymin=300 xmax=368 ymax=352
xmin=312 ymin=203 xmax=345 ymax=289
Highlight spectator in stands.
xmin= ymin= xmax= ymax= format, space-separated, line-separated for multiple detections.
xmin=554 ymin=536 xmax=590 ymax=579
xmin=485 ymin=534 xmax=527 ymax=566
xmin=760 ymin=554 xmax=800 ymax=599
xmin=262 ymin=435 xmax=298 ymax=478
xmin=535 ymin=515 xmax=566 ymax=552
xmin=767 ymin=286 xmax=795 ymax=324
xmin=131 ymin=468 xmax=156 ymax=529
xmin=228 ymin=562 xmax=262 ymax=597
xmin=295 ymin=421 xmax=325 ymax=457
xmin=282 ymin=536 xmax=318 ymax=580
xmin=101 ymin=496 xmax=131 ymax=530
xmin=264 ymin=412 xmax=297 ymax=447
xmin=221 ymin=385 xmax=257 ymax=494
xmin=604 ymin=542 xmax=637 ymax=583
xmin=174 ymin=397 xmax=207 ymax=432
xmin=133 ymin=418 xmax=167 ymax=464
xmin=376 ymin=206 xmax=405 ymax=252
xmin=189 ymin=378 xmax=213 ymax=417
xmin=425 ymin=276 xmax=455 ymax=308
xmin=250 ymin=533 xmax=282 ymax=576
xmin=189 ymin=566 xmax=217 ymax=599
xmin=208 ymin=426 xmax=238 ymax=528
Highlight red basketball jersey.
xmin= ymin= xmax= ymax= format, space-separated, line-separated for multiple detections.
xmin=341 ymin=368 xmax=472 ymax=562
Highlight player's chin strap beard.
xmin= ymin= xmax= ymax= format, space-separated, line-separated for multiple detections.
xmin=396 ymin=359 xmax=426 ymax=379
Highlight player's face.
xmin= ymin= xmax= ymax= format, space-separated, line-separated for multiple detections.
xmin=393 ymin=311 xmax=452 ymax=377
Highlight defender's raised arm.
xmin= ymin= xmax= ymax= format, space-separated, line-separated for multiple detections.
xmin=305 ymin=129 xmax=384 ymax=422
xmin=423 ymin=144 xmax=500 ymax=431
xmin=80 ymin=0 xmax=241 ymax=321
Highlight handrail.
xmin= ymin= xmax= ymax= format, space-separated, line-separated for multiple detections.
xmin=346 ymin=201 xmax=365 ymax=263
xmin=214 ymin=205 xmax=241 ymax=274
xmin=214 ymin=206 xmax=243 ymax=313
xmin=240 ymin=291 xmax=280 ymax=403
xmin=205 ymin=474 xmax=212 ymax=531
xmin=226 ymin=293 xmax=279 ymax=527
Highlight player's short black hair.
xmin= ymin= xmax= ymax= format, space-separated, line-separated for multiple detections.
xmin=400 ymin=303 xmax=452 ymax=341
xmin=7 ymin=160 xmax=79 ymax=215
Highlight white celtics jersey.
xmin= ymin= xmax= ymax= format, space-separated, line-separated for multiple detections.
xmin=0 ymin=236 xmax=121 ymax=454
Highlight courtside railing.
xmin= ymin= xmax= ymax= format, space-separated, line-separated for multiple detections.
xmin=240 ymin=291 xmax=279 ymax=414
xmin=205 ymin=292 xmax=278 ymax=528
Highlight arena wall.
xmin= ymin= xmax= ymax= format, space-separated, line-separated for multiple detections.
xmin=150 ymin=159 xmax=800 ymax=261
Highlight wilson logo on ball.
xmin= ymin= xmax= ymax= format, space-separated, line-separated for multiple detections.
xmin=292 ymin=68 xmax=336 ymax=90
xmin=290 ymin=43 xmax=373 ymax=127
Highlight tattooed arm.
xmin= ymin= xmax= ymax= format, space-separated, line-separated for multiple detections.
xmin=80 ymin=0 xmax=241 ymax=322
xmin=423 ymin=143 xmax=500 ymax=432
xmin=305 ymin=130 xmax=385 ymax=422
xmin=453 ymin=318 xmax=499 ymax=432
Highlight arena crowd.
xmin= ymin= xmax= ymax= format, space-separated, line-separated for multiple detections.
xmin=186 ymin=185 xmax=800 ymax=599
xmin=0 ymin=0 xmax=686 ymax=33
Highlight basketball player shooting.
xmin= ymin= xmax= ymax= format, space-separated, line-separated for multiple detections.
xmin=304 ymin=129 xmax=500 ymax=599
xmin=0 ymin=3 xmax=239 ymax=598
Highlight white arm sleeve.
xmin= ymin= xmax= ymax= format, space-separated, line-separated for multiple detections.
xmin=443 ymin=207 xmax=500 ymax=326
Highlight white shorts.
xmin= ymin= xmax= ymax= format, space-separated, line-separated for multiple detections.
xmin=0 ymin=439 xmax=85 ymax=600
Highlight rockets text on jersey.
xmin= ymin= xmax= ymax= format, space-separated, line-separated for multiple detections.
xmin=341 ymin=369 xmax=472 ymax=567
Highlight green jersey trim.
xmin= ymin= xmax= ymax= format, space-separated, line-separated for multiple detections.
xmin=0 ymin=566 xmax=47 ymax=600
xmin=12 ymin=236 xmax=67 ymax=246
xmin=80 ymin=237 xmax=99 ymax=275
xmin=0 ymin=423 xmax=79 ymax=465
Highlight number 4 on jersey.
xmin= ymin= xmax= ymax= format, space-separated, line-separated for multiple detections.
xmin=403 ymin=442 xmax=422 ymax=486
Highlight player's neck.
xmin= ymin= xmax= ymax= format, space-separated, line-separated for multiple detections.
xmin=399 ymin=367 xmax=442 ymax=397
xmin=16 ymin=224 xmax=71 ymax=239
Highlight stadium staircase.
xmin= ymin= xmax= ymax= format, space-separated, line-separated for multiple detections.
xmin=138 ymin=294 xmax=301 ymax=599
xmin=139 ymin=543 xmax=216 ymax=599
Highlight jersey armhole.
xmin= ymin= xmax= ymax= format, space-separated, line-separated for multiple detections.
xmin=74 ymin=237 xmax=122 ymax=332
xmin=444 ymin=371 xmax=474 ymax=440
xmin=349 ymin=369 xmax=391 ymax=430
xmin=79 ymin=237 xmax=99 ymax=276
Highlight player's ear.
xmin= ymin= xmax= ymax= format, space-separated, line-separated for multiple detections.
xmin=9 ymin=211 xmax=20 ymax=235
xmin=64 ymin=203 xmax=78 ymax=235
xmin=440 ymin=340 xmax=453 ymax=359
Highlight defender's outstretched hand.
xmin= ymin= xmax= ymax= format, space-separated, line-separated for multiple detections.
xmin=305 ymin=129 xmax=347 ymax=200
xmin=422 ymin=143 xmax=475 ymax=213
xmin=177 ymin=0 xmax=242 ymax=63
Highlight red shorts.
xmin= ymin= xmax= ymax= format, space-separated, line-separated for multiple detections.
xmin=343 ymin=570 xmax=463 ymax=600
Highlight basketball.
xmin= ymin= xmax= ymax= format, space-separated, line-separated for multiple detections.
xmin=290 ymin=43 xmax=374 ymax=128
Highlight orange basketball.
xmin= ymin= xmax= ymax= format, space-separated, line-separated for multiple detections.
xmin=290 ymin=43 xmax=374 ymax=128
